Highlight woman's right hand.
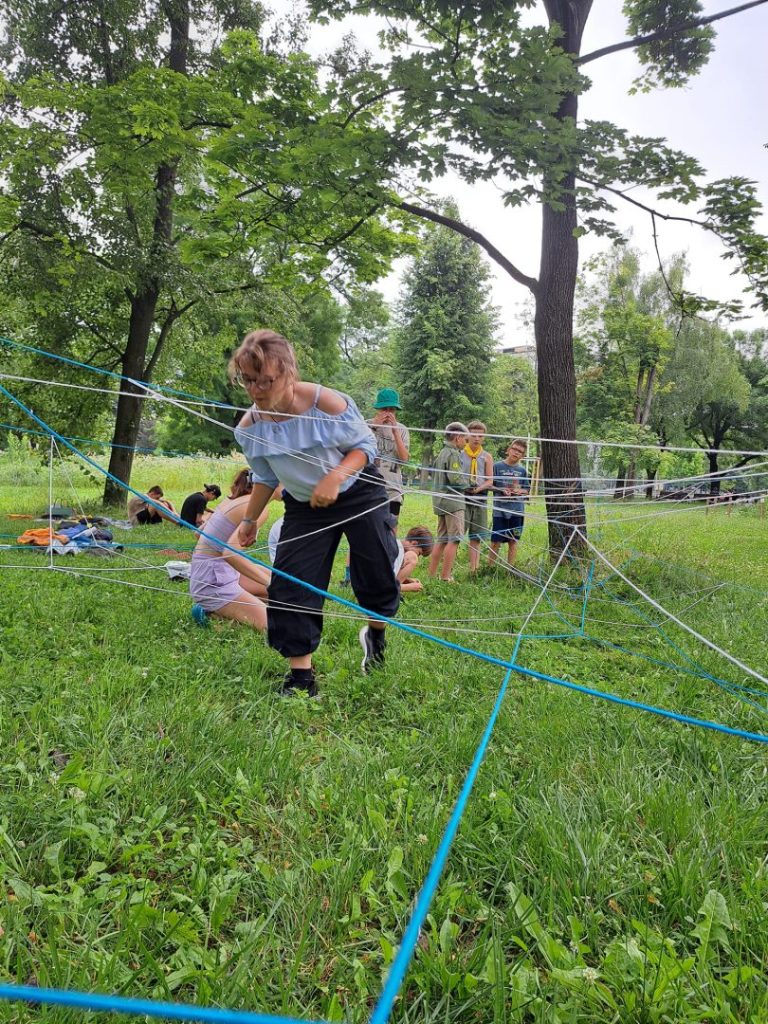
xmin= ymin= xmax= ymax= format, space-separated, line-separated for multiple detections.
xmin=239 ymin=520 xmax=258 ymax=547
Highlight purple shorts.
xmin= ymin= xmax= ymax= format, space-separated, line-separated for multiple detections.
xmin=189 ymin=556 xmax=245 ymax=611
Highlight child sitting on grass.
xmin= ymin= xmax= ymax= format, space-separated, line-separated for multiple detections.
xmin=395 ymin=525 xmax=434 ymax=593
xmin=189 ymin=469 xmax=272 ymax=630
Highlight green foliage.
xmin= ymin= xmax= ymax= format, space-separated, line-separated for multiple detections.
xmin=0 ymin=1 xmax=407 ymax=490
xmin=656 ymin=321 xmax=751 ymax=449
xmin=394 ymin=202 xmax=499 ymax=445
xmin=576 ymin=245 xmax=676 ymax=453
xmin=483 ymin=354 xmax=539 ymax=450
xmin=330 ymin=294 xmax=399 ymax=417
xmin=624 ymin=0 xmax=715 ymax=93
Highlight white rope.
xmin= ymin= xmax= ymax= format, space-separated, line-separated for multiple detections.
xmin=127 ymin=378 xmax=768 ymax=458
xmin=31 ymin=564 xmax=578 ymax=639
xmin=48 ymin=437 xmax=55 ymax=571
xmin=149 ymin=386 xmax=768 ymax=519
xmin=511 ymin=532 xmax=578 ymax=653
xmin=0 ymin=373 xmax=232 ymax=410
xmin=6 ymin=366 xmax=768 ymax=458
xmin=576 ymin=528 xmax=768 ymax=687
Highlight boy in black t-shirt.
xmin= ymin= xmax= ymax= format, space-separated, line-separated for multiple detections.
xmin=180 ymin=484 xmax=222 ymax=527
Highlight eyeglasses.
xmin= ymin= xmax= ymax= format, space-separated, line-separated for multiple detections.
xmin=235 ymin=372 xmax=279 ymax=390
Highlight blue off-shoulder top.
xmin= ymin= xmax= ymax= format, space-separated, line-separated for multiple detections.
xmin=234 ymin=385 xmax=378 ymax=503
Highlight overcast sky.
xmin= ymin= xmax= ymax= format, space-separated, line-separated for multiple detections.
xmin=284 ymin=1 xmax=768 ymax=344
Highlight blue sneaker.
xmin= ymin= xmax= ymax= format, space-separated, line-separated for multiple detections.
xmin=191 ymin=603 xmax=210 ymax=628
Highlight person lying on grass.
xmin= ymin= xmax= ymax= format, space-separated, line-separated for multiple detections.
xmin=233 ymin=329 xmax=400 ymax=697
xmin=189 ymin=469 xmax=272 ymax=631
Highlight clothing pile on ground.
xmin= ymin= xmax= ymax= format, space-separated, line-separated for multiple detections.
xmin=17 ymin=518 xmax=124 ymax=556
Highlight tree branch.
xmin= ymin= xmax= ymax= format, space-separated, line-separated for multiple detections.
xmin=395 ymin=199 xmax=539 ymax=294
xmin=338 ymin=86 xmax=403 ymax=129
xmin=17 ymin=218 xmax=118 ymax=272
xmin=79 ymin=318 xmax=123 ymax=357
xmin=578 ymin=0 xmax=768 ymax=65
xmin=143 ymin=297 xmax=197 ymax=380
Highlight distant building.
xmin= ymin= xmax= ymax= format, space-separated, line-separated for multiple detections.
xmin=500 ymin=343 xmax=537 ymax=369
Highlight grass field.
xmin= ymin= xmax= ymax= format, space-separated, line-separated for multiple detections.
xmin=0 ymin=449 xmax=767 ymax=1023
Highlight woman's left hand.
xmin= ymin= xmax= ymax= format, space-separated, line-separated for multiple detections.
xmin=310 ymin=471 xmax=342 ymax=509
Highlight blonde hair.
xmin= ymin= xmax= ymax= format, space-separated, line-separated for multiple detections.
xmin=468 ymin=420 xmax=487 ymax=433
xmin=228 ymin=329 xmax=298 ymax=384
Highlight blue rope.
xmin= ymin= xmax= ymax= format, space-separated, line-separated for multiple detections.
xmin=579 ymin=560 xmax=595 ymax=635
xmin=0 ymin=336 xmax=237 ymax=410
xmin=0 ymin=985 xmax=321 ymax=1024
xmin=2 ymin=378 xmax=768 ymax=1024
xmin=1 ymin=380 xmax=766 ymax=744
xmin=0 ymin=420 xmax=232 ymax=460
xmin=370 ymin=661 xmax=517 ymax=1024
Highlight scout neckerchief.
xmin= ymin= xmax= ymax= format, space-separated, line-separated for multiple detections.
xmin=464 ymin=443 xmax=483 ymax=485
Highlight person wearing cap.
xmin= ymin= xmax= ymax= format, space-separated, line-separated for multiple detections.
xmin=367 ymin=387 xmax=410 ymax=524
xmin=338 ymin=386 xmax=410 ymax=587
xmin=180 ymin=483 xmax=222 ymax=527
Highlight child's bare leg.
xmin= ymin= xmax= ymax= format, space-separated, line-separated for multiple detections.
xmin=441 ymin=541 xmax=459 ymax=580
xmin=488 ymin=541 xmax=501 ymax=566
xmin=507 ymin=539 xmax=519 ymax=565
xmin=468 ymin=538 xmax=480 ymax=573
xmin=212 ymin=595 xmax=267 ymax=630
xmin=429 ymin=542 xmax=445 ymax=577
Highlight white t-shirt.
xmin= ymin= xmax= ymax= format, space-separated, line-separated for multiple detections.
xmin=268 ymin=517 xmax=284 ymax=563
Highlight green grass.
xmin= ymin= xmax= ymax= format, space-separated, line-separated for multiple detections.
xmin=0 ymin=451 xmax=767 ymax=1023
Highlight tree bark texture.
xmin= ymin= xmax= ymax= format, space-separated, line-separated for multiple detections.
xmin=535 ymin=0 xmax=592 ymax=551
xmin=103 ymin=2 xmax=190 ymax=506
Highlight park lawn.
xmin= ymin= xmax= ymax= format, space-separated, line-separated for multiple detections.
xmin=0 ymin=453 xmax=766 ymax=1022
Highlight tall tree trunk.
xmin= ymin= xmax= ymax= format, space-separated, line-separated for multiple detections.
xmin=708 ymin=449 xmax=721 ymax=497
xmin=420 ymin=424 xmax=436 ymax=488
xmin=104 ymin=289 xmax=160 ymax=505
xmin=102 ymin=2 xmax=190 ymax=506
xmin=536 ymin=0 xmax=592 ymax=552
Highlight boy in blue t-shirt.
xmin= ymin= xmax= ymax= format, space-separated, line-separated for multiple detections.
xmin=489 ymin=439 xmax=530 ymax=566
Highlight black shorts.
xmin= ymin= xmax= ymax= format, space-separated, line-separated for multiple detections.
xmin=491 ymin=512 xmax=524 ymax=542
xmin=135 ymin=509 xmax=161 ymax=525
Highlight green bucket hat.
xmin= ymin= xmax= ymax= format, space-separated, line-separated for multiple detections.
xmin=373 ymin=387 xmax=402 ymax=410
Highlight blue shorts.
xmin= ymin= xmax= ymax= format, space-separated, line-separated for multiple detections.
xmin=491 ymin=512 xmax=524 ymax=543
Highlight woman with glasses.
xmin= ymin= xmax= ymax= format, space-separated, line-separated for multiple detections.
xmin=232 ymin=329 xmax=400 ymax=697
